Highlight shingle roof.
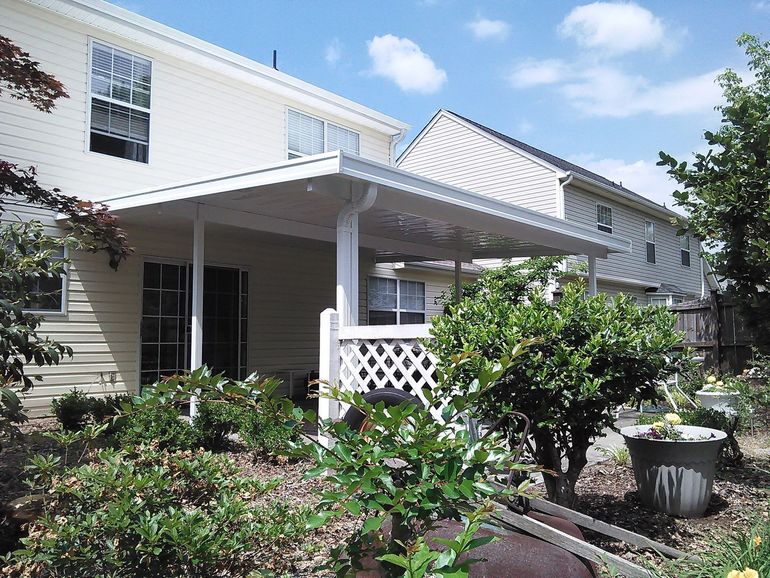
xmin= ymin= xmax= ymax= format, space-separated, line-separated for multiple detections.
xmin=446 ymin=110 xmax=673 ymax=214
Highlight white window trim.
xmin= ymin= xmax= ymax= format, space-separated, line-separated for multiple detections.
xmin=86 ymin=37 xmax=153 ymax=165
xmin=647 ymin=293 xmax=686 ymax=306
xmin=644 ymin=220 xmax=656 ymax=264
xmin=367 ymin=276 xmax=426 ymax=325
xmin=285 ymin=107 xmax=360 ymax=159
xmin=680 ymin=235 xmax=691 ymax=268
xmin=22 ymin=246 xmax=69 ymax=317
xmin=596 ymin=202 xmax=613 ymax=234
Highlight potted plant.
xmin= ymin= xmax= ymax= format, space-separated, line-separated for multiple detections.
xmin=621 ymin=413 xmax=726 ymax=518
xmin=696 ymin=375 xmax=741 ymax=414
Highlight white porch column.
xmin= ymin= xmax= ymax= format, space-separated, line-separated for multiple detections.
xmin=587 ymin=255 xmax=598 ymax=296
xmin=454 ymin=260 xmax=463 ymax=303
xmin=318 ymin=308 xmax=340 ymax=448
xmin=336 ymin=184 xmax=377 ymax=327
xmin=190 ymin=204 xmax=205 ymax=418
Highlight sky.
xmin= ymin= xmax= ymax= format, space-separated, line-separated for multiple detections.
xmin=111 ymin=0 xmax=769 ymax=211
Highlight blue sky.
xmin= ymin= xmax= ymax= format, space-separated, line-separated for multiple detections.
xmin=113 ymin=0 xmax=768 ymax=209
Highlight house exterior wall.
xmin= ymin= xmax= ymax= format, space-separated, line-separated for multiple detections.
xmin=397 ymin=115 xmax=560 ymax=216
xmin=563 ymin=185 xmax=703 ymax=299
xmin=0 ymin=0 xmax=393 ymax=201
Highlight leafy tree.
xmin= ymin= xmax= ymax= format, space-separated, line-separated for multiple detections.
xmin=0 ymin=36 xmax=131 ymax=442
xmin=659 ymin=33 xmax=770 ymax=351
xmin=430 ymin=264 xmax=684 ymax=507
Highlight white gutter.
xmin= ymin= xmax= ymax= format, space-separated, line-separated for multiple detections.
xmin=389 ymin=128 xmax=409 ymax=166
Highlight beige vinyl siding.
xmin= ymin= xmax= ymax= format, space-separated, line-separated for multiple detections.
xmin=10 ymin=209 xmax=342 ymax=414
xmin=398 ymin=115 xmax=560 ymax=216
xmin=359 ymin=261 xmax=465 ymax=324
xmin=564 ymin=186 xmax=702 ymax=297
xmin=0 ymin=0 xmax=392 ymax=200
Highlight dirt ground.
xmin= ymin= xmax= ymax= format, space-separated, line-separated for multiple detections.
xmin=2 ymin=420 xmax=769 ymax=576
xmin=574 ymin=430 xmax=770 ymax=572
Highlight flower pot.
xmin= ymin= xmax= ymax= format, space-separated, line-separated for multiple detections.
xmin=695 ymin=390 xmax=740 ymax=414
xmin=620 ymin=425 xmax=727 ymax=518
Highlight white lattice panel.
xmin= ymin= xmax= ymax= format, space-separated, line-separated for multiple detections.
xmin=339 ymin=337 xmax=444 ymax=418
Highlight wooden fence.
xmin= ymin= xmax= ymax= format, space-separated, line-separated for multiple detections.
xmin=669 ymin=291 xmax=754 ymax=373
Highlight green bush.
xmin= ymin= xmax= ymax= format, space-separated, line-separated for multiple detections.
xmin=6 ymin=445 xmax=311 ymax=577
xmin=50 ymin=389 xmax=92 ymax=431
xmin=431 ymin=275 xmax=684 ymax=507
xmin=239 ymin=407 xmax=293 ymax=455
xmin=192 ymin=401 xmax=245 ymax=450
xmin=113 ymin=405 xmax=199 ymax=451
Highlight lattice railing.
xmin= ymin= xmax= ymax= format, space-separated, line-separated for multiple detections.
xmin=318 ymin=310 xmax=447 ymax=424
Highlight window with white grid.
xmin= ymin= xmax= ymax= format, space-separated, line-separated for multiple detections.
xmin=368 ymin=277 xmax=425 ymax=325
xmin=645 ymin=220 xmax=656 ymax=264
xmin=596 ymin=204 xmax=613 ymax=234
xmin=680 ymin=235 xmax=691 ymax=267
xmin=287 ymin=109 xmax=360 ymax=159
xmin=89 ymin=41 xmax=151 ymax=163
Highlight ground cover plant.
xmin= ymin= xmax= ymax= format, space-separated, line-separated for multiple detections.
xmin=110 ymin=354 xmax=543 ymax=577
xmin=2 ymin=434 xmax=312 ymax=577
xmin=431 ymin=268 xmax=684 ymax=507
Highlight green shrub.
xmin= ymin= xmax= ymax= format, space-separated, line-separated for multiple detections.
xmin=50 ymin=389 xmax=92 ymax=431
xmin=6 ymin=445 xmax=311 ymax=577
xmin=113 ymin=405 xmax=199 ymax=451
xmin=239 ymin=407 xmax=292 ymax=455
xmin=431 ymin=275 xmax=684 ymax=507
xmin=192 ymin=401 xmax=245 ymax=450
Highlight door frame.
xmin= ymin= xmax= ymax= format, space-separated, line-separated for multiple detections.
xmin=136 ymin=255 xmax=250 ymax=393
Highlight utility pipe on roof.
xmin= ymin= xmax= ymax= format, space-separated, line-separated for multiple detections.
xmin=336 ymin=183 xmax=378 ymax=327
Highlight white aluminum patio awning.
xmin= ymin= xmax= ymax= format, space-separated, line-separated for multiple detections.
xmin=101 ymin=151 xmax=630 ymax=262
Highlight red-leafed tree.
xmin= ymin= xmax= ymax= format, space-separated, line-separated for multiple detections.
xmin=0 ymin=35 xmax=132 ymax=443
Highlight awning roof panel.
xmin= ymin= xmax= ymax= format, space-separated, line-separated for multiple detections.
xmin=102 ymin=151 xmax=631 ymax=262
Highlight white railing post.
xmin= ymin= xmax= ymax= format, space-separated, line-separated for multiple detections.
xmin=587 ymin=254 xmax=598 ymax=296
xmin=318 ymin=308 xmax=340 ymax=447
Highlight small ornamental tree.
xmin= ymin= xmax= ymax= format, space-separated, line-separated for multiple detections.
xmin=430 ymin=267 xmax=684 ymax=507
xmin=0 ymin=36 xmax=131 ymax=441
xmin=659 ymin=34 xmax=770 ymax=351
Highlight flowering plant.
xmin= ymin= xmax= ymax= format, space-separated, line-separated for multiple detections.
xmin=634 ymin=413 xmax=716 ymax=441
xmin=700 ymin=374 xmax=740 ymax=393
xmin=727 ymin=567 xmax=759 ymax=578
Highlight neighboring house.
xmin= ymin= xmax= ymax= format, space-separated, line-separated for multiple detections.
xmin=398 ymin=110 xmax=716 ymax=305
xmin=1 ymin=0 xmax=626 ymax=413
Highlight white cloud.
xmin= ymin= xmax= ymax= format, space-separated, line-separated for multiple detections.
xmin=753 ymin=1 xmax=770 ymax=10
xmin=569 ymin=154 xmax=683 ymax=210
xmin=508 ymin=58 xmax=722 ymax=117
xmin=367 ymin=34 xmax=447 ymax=94
xmin=467 ymin=17 xmax=510 ymax=41
xmin=508 ymin=58 xmax=569 ymax=88
xmin=325 ymin=38 xmax=342 ymax=66
xmin=560 ymin=66 xmax=722 ymax=117
xmin=558 ymin=2 xmax=680 ymax=55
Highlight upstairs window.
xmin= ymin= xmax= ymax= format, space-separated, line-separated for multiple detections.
xmin=645 ymin=220 xmax=656 ymax=264
xmin=368 ymin=277 xmax=425 ymax=325
xmin=596 ymin=204 xmax=613 ymax=234
xmin=287 ymin=109 xmax=360 ymax=159
xmin=680 ymin=235 xmax=691 ymax=267
xmin=89 ymin=41 xmax=151 ymax=163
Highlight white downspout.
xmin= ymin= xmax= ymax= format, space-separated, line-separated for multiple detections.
xmin=336 ymin=183 xmax=378 ymax=326
xmin=551 ymin=173 xmax=574 ymax=297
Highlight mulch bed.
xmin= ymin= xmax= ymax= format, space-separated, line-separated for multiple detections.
xmin=574 ymin=431 xmax=770 ymax=570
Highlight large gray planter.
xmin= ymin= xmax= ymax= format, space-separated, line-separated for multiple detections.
xmin=620 ymin=425 xmax=727 ymax=518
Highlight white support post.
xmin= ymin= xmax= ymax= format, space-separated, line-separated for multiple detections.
xmin=587 ymin=255 xmax=598 ymax=296
xmin=318 ymin=308 xmax=340 ymax=448
xmin=189 ymin=204 xmax=205 ymax=418
xmin=336 ymin=212 xmax=358 ymax=327
xmin=336 ymin=183 xmax=377 ymax=327
xmin=454 ymin=260 xmax=463 ymax=303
